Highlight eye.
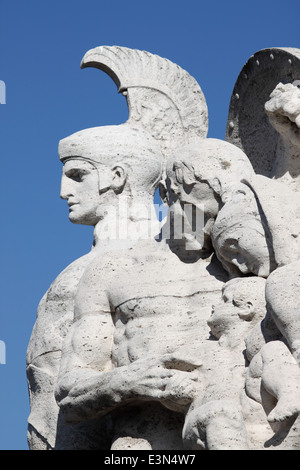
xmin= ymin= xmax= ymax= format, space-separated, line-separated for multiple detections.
xmin=66 ymin=169 xmax=85 ymax=182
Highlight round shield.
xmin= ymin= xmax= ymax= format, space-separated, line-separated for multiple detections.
xmin=225 ymin=47 xmax=300 ymax=176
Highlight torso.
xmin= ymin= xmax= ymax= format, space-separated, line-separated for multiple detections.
xmin=103 ymin=241 xmax=228 ymax=367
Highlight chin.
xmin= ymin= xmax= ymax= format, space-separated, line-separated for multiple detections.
xmin=69 ymin=212 xmax=89 ymax=225
xmin=69 ymin=211 xmax=100 ymax=226
xmin=69 ymin=215 xmax=82 ymax=224
xmin=256 ymin=265 xmax=270 ymax=278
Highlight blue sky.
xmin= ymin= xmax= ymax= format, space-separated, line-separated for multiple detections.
xmin=0 ymin=0 xmax=299 ymax=450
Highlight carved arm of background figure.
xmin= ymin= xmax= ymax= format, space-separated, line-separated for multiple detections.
xmin=265 ymin=82 xmax=300 ymax=148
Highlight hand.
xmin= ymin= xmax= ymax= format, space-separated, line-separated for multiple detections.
xmin=152 ymin=350 xmax=202 ymax=412
xmin=265 ymin=82 xmax=300 ymax=146
xmin=182 ymin=402 xmax=206 ymax=450
xmin=117 ymin=353 xmax=201 ymax=408
xmin=161 ymin=368 xmax=201 ymax=413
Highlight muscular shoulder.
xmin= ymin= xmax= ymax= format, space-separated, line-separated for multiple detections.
xmin=82 ymin=239 xmax=164 ymax=277
xmin=74 ymin=247 xmax=140 ymax=320
xmin=266 ymin=260 xmax=300 ymax=308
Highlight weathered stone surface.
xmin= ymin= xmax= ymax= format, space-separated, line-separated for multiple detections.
xmin=27 ymin=45 xmax=300 ymax=450
xmin=225 ymin=47 xmax=300 ymax=182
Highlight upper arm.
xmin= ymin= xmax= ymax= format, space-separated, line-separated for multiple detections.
xmin=59 ymin=257 xmax=115 ymax=378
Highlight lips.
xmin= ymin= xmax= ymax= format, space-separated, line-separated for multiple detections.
xmin=68 ymin=201 xmax=78 ymax=210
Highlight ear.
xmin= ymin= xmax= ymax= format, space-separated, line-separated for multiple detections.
xmin=111 ymin=165 xmax=127 ymax=193
xmin=238 ymin=302 xmax=255 ymax=321
xmin=178 ymin=162 xmax=197 ymax=186
xmin=158 ymin=179 xmax=168 ymax=204
xmin=208 ymin=177 xmax=222 ymax=196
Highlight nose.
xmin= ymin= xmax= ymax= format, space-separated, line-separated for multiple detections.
xmin=60 ymin=174 xmax=73 ymax=200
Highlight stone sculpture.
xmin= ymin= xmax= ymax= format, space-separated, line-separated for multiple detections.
xmin=27 ymin=45 xmax=300 ymax=450
xmin=26 ymin=46 xmax=218 ymax=450
xmin=225 ymin=48 xmax=300 ymax=184
xmin=54 ymin=49 xmax=228 ymax=450
xmin=182 ymin=276 xmax=267 ymax=450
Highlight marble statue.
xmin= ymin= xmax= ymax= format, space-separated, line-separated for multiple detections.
xmin=53 ymin=49 xmax=228 ymax=451
xmin=27 ymin=45 xmax=300 ymax=450
xmin=26 ymin=46 xmax=217 ymax=450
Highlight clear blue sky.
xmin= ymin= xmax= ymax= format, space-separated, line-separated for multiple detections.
xmin=0 ymin=0 xmax=299 ymax=450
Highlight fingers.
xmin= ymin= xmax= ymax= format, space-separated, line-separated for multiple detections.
xmin=140 ymin=367 xmax=198 ymax=388
xmin=265 ymin=82 xmax=300 ymax=124
xmin=145 ymin=365 xmax=173 ymax=380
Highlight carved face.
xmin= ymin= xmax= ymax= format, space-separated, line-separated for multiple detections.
xmin=165 ymin=166 xmax=220 ymax=250
xmin=166 ymin=166 xmax=220 ymax=218
xmin=208 ymin=282 xmax=254 ymax=339
xmin=60 ymin=159 xmax=112 ymax=226
xmin=214 ymin=224 xmax=271 ymax=278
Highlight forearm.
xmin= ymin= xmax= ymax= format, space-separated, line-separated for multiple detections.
xmin=55 ymin=365 xmax=140 ymax=424
xmin=55 ymin=353 xmax=201 ymax=424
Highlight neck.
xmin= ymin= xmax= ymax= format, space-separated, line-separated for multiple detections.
xmin=93 ymin=195 xmax=161 ymax=248
xmin=219 ymin=324 xmax=251 ymax=349
xmin=161 ymin=206 xmax=214 ymax=259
